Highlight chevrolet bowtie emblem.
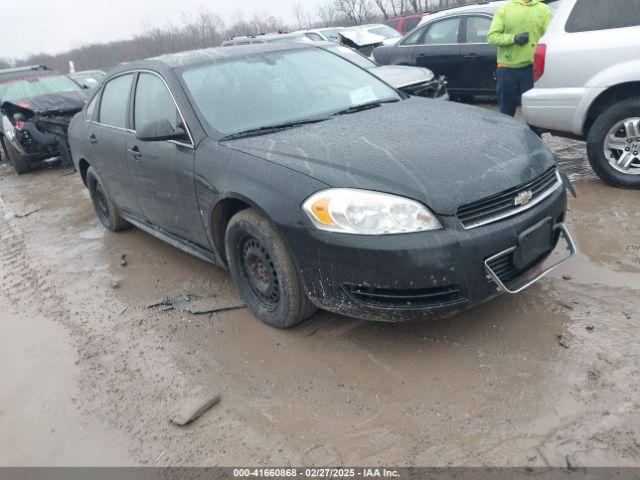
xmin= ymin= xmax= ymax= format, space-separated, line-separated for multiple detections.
xmin=515 ymin=190 xmax=534 ymax=207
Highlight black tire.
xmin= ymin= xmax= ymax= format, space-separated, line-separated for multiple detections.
xmin=1 ymin=136 xmax=31 ymax=175
xmin=587 ymin=97 xmax=640 ymax=189
xmin=86 ymin=167 xmax=130 ymax=231
xmin=225 ymin=209 xmax=317 ymax=328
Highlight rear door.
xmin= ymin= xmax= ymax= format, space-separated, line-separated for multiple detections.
xmin=89 ymin=73 xmax=141 ymax=216
xmin=459 ymin=15 xmax=498 ymax=94
xmin=410 ymin=17 xmax=463 ymax=90
xmin=126 ymin=71 xmax=208 ymax=247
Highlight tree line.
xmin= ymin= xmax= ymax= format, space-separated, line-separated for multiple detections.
xmin=8 ymin=0 xmax=475 ymax=73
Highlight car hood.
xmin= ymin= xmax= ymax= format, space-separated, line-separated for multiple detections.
xmin=0 ymin=90 xmax=89 ymax=117
xmin=370 ymin=65 xmax=434 ymax=88
xmin=222 ymin=98 xmax=556 ymax=215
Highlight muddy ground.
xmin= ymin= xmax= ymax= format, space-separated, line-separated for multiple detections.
xmin=0 ymin=122 xmax=639 ymax=468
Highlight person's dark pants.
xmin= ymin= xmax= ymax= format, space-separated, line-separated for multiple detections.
xmin=496 ymin=65 xmax=534 ymax=117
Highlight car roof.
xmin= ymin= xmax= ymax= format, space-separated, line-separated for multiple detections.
xmin=420 ymin=0 xmax=507 ymax=24
xmin=385 ymin=12 xmax=427 ymax=21
xmin=0 ymin=66 xmax=60 ymax=82
xmin=107 ymin=42 xmax=312 ymax=74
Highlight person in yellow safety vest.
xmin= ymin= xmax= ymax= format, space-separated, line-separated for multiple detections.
xmin=488 ymin=0 xmax=552 ymax=116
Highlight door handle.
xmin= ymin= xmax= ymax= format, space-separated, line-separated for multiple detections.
xmin=88 ymin=134 xmax=97 ymax=145
xmin=128 ymin=146 xmax=142 ymax=159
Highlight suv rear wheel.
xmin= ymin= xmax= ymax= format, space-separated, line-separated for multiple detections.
xmin=225 ymin=209 xmax=317 ymax=328
xmin=587 ymin=98 xmax=640 ymax=189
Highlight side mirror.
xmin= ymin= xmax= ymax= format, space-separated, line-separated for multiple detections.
xmin=136 ymin=119 xmax=188 ymax=142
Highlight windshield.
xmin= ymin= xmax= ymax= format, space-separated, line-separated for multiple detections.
xmin=367 ymin=25 xmax=401 ymax=39
xmin=319 ymin=28 xmax=343 ymax=42
xmin=328 ymin=46 xmax=377 ymax=69
xmin=180 ymin=48 xmax=400 ymax=137
xmin=0 ymin=74 xmax=81 ymax=103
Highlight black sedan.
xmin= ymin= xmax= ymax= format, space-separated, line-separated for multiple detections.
xmin=1 ymin=65 xmax=89 ymax=174
xmin=69 ymin=43 xmax=576 ymax=328
xmin=373 ymin=1 xmax=504 ymax=99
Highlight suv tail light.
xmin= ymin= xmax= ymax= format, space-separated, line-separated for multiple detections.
xmin=533 ymin=44 xmax=547 ymax=82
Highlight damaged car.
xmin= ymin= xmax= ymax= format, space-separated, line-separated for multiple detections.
xmin=69 ymin=43 xmax=577 ymax=329
xmin=339 ymin=24 xmax=402 ymax=57
xmin=319 ymin=42 xmax=447 ymax=99
xmin=0 ymin=65 xmax=89 ymax=174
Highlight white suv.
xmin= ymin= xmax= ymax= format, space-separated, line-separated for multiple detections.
xmin=523 ymin=0 xmax=640 ymax=188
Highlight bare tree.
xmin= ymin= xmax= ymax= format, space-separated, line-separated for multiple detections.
xmin=333 ymin=0 xmax=375 ymax=25
xmin=292 ymin=3 xmax=312 ymax=30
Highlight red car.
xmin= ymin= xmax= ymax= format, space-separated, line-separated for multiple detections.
xmin=383 ymin=13 xmax=428 ymax=35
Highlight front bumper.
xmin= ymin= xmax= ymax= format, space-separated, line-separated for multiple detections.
xmin=282 ymin=186 xmax=570 ymax=322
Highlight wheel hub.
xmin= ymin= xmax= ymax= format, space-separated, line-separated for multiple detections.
xmin=241 ymin=237 xmax=280 ymax=307
xmin=604 ymin=117 xmax=640 ymax=174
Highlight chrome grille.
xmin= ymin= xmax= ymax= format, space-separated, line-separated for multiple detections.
xmin=457 ymin=168 xmax=561 ymax=229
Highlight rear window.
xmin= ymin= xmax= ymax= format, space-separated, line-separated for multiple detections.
xmin=566 ymin=0 xmax=640 ymax=32
xmin=403 ymin=17 xmax=421 ymax=32
xmin=0 ymin=74 xmax=80 ymax=103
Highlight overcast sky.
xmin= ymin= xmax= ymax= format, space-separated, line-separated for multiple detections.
xmin=0 ymin=0 xmax=325 ymax=60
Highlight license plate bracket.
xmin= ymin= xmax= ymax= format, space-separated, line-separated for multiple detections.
xmin=513 ymin=217 xmax=554 ymax=270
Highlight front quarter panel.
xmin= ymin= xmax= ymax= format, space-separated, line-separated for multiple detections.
xmin=194 ymin=138 xmax=330 ymax=261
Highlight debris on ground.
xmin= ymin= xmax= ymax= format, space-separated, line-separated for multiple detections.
xmin=585 ymin=325 xmax=595 ymax=332
xmin=147 ymin=293 xmax=246 ymax=315
xmin=562 ymin=274 xmax=573 ymax=281
xmin=118 ymin=254 xmax=127 ymax=267
xmin=557 ymin=334 xmax=570 ymax=349
xmin=170 ymin=386 xmax=220 ymax=426
xmin=558 ymin=302 xmax=574 ymax=310
xmin=566 ymin=454 xmax=578 ymax=472
xmin=110 ymin=280 xmax=121 ymax=290
xmin=14 ymin=207 xmax=41 ymax=219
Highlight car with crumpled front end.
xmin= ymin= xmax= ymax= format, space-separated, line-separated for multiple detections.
xmin=1 ymin=65 xmax=89 ymax=174
xmin=68 ymin=43 xmax=576 ymax=329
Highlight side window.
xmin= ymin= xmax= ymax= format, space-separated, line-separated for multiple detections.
xmin=465 ymin=16 xmax=492 ymax=43
xmin=134 ymin=73 xmax=181 ymax=131
xmin=99 ymin=74 xmax=133 ymax=128
xmin=424 ymin=18 xmax=461 ymax=45
xmin=86 ymin=95 xmax=98 ymax=120
xmin=402 ymin=25 xmax=427 ymax=45
xmin=566 ymin=0 xmax=640 ymax=32
xmin=404 ymin=17 xmax=421 ymax=32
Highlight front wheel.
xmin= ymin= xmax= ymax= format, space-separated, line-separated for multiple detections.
xmin=1 ymin=137 xmax=31 ymax=175
xmin=587 ymin=97 xmax=640 ymax=189
xmin=225 ymin=209 xmax=317 ymax=328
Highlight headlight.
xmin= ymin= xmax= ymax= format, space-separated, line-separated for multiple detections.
xmin=302 ymin=189 xmax=442 ymax=235
xmin=2 ymin=115 xmax=16 ymax=141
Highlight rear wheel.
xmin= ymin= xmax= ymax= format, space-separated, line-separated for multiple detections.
xmin=225 ymin=209 xmax=317 ymax=328
xmin=86 ymin=167 xmax=130 ymax=231
xmin=587 ymin=97 xmax=640 ymax=189
xmin=1 ymin=137 xmax=31 ymax=175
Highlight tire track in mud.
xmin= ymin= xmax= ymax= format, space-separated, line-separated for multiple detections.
xmin=0 ymin=199 xmax=53 ymax=312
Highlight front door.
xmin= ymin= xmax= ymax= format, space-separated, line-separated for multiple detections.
xmin=411 ymin=17 xmax=463 ymax=90
xmin=126 ymin=72 xmax=209 ymax=248
xmin=459 ymin=15 xmax=499 ymax=95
